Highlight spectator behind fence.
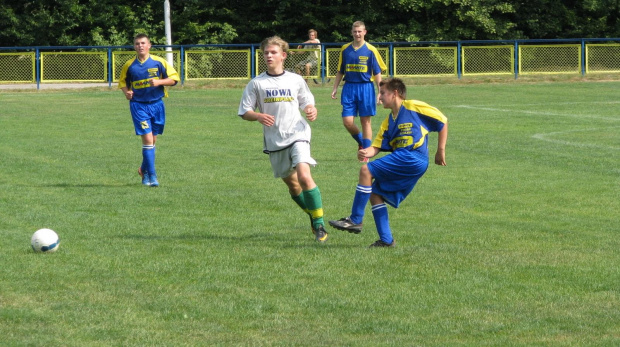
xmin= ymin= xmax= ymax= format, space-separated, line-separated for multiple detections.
xmin=295 ymin=29 xmax=321 ymax=80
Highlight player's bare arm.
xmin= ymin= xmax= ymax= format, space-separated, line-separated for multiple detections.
xmin=304 ymin=105 xmax=317 ymax=122
xmin=331 ymin=72 xmax=344 ymax=99
xmin=149 ymin=77 xmax=178 ymax=87
xmin=121 ymin=87 xmax=133 ymax=100
xmin=242 ymin=111 xmax=275 ymax=126
xmin=435 ymin=122 xmax=448 ymax=166
xmin=374 ymin=73 xmax=382 ymax=104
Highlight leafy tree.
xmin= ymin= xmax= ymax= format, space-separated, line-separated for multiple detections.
xmin=2 ymin=0 xmax=620 ymax=47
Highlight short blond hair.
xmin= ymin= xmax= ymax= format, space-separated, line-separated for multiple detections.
xmin=308 ymin=29 xmax=318 ymax=37
xmin=352 ymin=21 xmax=366 ymax=29
xmin=260 ymin=36 xmax=289 ymax=53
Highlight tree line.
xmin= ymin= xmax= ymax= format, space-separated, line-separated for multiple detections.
xmin=2 ymin=0 xmax=620 ymax=47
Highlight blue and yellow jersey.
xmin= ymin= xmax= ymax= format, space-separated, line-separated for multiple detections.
xmin=337 ymin=42 xmax=387 ymax=83
xmin=118 ymin=55 xmax=180 ymax=103
xmin=373 ymin=100 xmax=447 ymax=154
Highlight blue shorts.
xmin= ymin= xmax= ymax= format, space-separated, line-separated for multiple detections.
xmin=367 ymin=150 xmax=429 ymax=208
xmin=341 ymin=82 xmax=376 ymax=117
xmin=130 ymin=100 xmax=166 ymax=136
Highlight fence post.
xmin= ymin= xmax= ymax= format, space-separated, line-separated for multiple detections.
xmin=108 ymin=48 xmax=112 ymax=88
xmin=388 ymin=43 xmax=394 ymax=77
xmin=581 ymin=39 xmax=586 ymax=76
xmin=251 ymin=45 xmax=256 ymax=78
xmin=514 ymin=40 xmax=519 ymax=79
xmin=180 ymin=46 xmax=185 ymax=86
xmin=36 ymin=48 xmax=40 ymax=90
xmin=320 ymin=43 xmax=326 ymax=83
xmin=457 ymin=41 xmax=462 ymax=79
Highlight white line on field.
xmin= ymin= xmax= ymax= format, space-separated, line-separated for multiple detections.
xmin=532 ymin=126 xmax=620 ymax=150
xmin=453 ymin=105 xmax=620 ymax=121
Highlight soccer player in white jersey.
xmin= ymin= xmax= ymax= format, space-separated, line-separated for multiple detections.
xmin=237 ymin=36 xmax=329 ymax=242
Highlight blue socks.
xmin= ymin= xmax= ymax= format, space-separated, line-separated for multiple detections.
xmin=351 ymin=133 xmax=371 ymax=149
xmin=371 ymin=203 xmax=393 ymax=244
xmin=352 ymin=133 xmax=363 ymax=147
xmin=142 ymin=145 xmax=156 ymax=176
xmin=350 ymin=185 xmax=371 ymax=224
xmin=362 ymin=138 xmax=371 ymax=149
xmin=350 ymin=185 xmax=394 ymax=244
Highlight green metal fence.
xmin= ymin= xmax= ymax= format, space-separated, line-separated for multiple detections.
xmin=2 ymin=39 xmax=620 ymax=86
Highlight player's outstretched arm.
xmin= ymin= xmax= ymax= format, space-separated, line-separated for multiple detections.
xmin=435 ymin=122 xmax=448 ymax=166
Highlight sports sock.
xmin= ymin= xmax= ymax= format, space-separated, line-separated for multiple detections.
xmin=351 ymin=133 xmax=363 ymax=147
xmin=291 ymin=193 xmax=309 ymax=214
xmin=362 ymin=138 xmax=372 ymax=149
xmin=142 ymin=145 xmax=156 ymax=176
xmin=350 ymin=184 xmax=371 ymax=224
xmin=302 ymin=186 xmax=324 ymax=229
xmin=371 ymin=203 xmax=393 ymax=244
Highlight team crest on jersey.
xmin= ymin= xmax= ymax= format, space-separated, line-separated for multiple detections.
xmin=148 ymin=68 xmax=159 ymax=78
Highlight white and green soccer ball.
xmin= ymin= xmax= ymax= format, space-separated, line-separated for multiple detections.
xmin=31 ymin=228 xmax=60 ymax=253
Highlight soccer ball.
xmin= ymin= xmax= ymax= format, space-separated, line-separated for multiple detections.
xmin=31 ymin=228 xmax=60 ymax=253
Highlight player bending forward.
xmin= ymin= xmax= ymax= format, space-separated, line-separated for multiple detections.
xmin=329 ymin=78 xmax=448 ymax=247
xmin=238 ymin=36 xmax=329 ymax=242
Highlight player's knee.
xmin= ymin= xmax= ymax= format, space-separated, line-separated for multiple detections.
xmin=359 ymin=165 xmax=372 ymax=180
xmin=298 ymin=174 xmax=315 ymax=190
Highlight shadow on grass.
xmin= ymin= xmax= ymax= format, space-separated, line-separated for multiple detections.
xmin=118 ymin=232 xmax=360 ymax=249
xmin=42 ymin=183 xmax=137 ymax=188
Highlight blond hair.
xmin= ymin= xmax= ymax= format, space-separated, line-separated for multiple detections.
xmin=260 ymin=36 xmax=289 ymax=53
xmin=352 ymin=21 xmax=366 ymax=29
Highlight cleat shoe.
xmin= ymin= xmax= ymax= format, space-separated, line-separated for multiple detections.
xmin=314 ymin=225 xmax=328 ymax=242
xmin=358 ymin=146 xmax=369 ymax=163
xmin=328 ymin=217 xmax=362 ymax=234
xmin=148 ymin=173 xmax=159 ymax=187
xmin=369 ymin=239 xmax=395 ymax=248
xmin=138 ymin=167 xmax=151 ymax=186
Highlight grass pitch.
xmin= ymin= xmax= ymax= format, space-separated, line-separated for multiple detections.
xmin=1 ymin=81 xmax=619 ymax=346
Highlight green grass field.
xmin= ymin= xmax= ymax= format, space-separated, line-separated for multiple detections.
xmin=1 ymin=81 xmax=619 ymax=346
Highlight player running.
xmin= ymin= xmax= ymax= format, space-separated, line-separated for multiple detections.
xmin=237 ymin=36 xmax=329 ymax=242
xmin=119 ymin=34 xmax=180 ymax=187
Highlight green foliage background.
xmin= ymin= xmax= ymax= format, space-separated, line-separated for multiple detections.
xmin=2 ymin=0 xmax=620 ymax=47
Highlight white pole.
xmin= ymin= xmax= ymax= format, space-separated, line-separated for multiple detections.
xmin=164 ymin=0 xmax=173 ymax=66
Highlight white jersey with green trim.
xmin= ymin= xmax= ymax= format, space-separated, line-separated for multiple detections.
xmin=238 ymin=71 xmax=315 ymax=153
